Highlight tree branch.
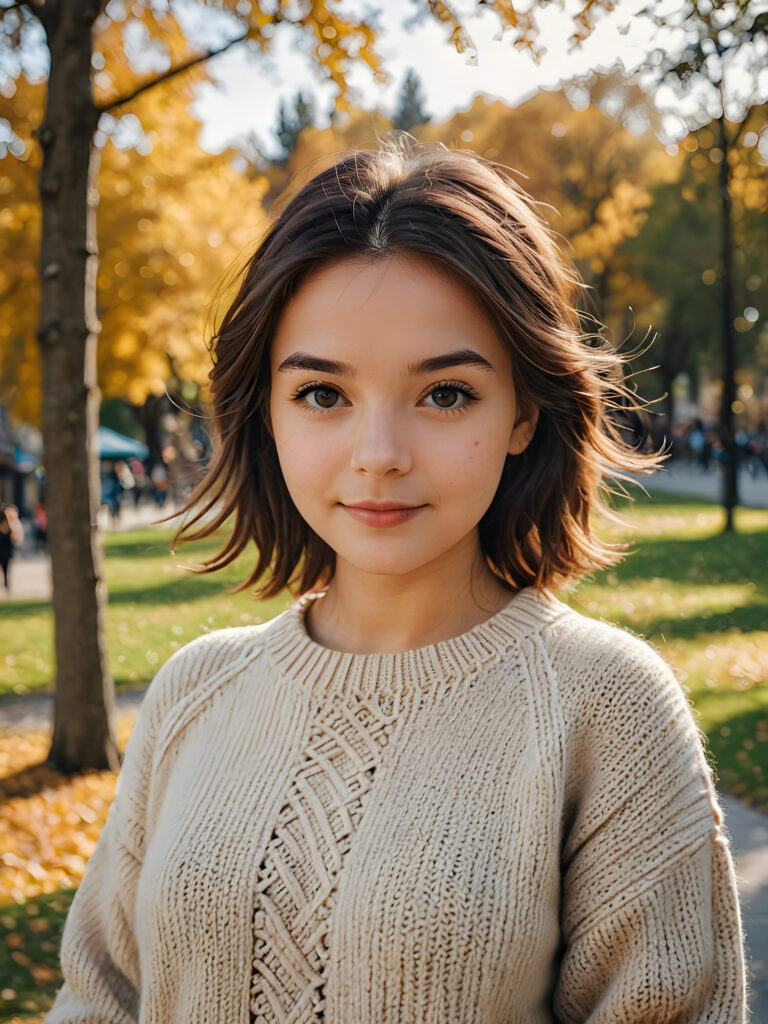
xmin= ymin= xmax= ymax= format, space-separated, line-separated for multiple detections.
xmin=95 ymin=30 xmax=248 ymax=115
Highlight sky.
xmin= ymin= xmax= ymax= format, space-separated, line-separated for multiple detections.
xmin=179 ymin=0 xmax=683 ymax=158
xmin=3 ymin=0 xmax=765 ymax=160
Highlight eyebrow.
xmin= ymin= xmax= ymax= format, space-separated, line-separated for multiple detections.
xmin=276 ymin=348 xmax=496 ymax=376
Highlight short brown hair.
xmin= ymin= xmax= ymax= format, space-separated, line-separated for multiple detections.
xmin=168 ymin=137 xmax=662 ymax=598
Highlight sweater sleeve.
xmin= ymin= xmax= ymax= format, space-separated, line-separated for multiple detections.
xmin=46 ymin=651 xmax=185 ymax=1024
xmin=552 ymin=630 xmax=747 ymax=1023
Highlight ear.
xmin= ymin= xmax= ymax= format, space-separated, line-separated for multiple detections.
xmin=508 ymin=400 xmax=539 ymax=456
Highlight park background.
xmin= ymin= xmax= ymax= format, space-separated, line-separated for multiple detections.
xmin=0 ymin=0 xmax=767 ymax=1020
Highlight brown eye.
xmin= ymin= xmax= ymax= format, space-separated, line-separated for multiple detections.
xmin=422 ymin=382 xmax=479 ymax=412
xmin=312 ymin=388 xmax=339 ymax=409
xmin=296 ymin=385 xmax=347 ymax=411
xmin=434 ymin=387 xmax=456 ymax=407
xmin=430 ymin=386 xmax=462 ymax=409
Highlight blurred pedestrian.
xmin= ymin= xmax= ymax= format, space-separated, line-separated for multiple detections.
xmin=101 ymin=466 xmax=124 ymax=524
xmin=747 ymin=423 xmax=767 ymax=479
xmin=150 ymin=462 xmax=168 ymax=507
xmin=33 ymin=499 xmax=48 ymax=551
xmin=688 ymin=418 xmax=707 ymax=469
xmin=128 ymin=457 xmax=147 ymax=507
xmin=0 ymin=503 xmax=25 ymax=592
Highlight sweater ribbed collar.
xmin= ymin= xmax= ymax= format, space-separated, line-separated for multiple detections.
xmin=262 ymin=585 xmax=568 ymax=702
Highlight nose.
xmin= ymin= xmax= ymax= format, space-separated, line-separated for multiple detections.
xmin=349 ymin=404 xmax=412 ymax=477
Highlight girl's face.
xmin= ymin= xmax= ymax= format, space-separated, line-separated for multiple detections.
xmin=269 ymin=253 xmax=538 ymax=582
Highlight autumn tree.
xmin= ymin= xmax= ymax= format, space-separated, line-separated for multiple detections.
xmin=620 ymin=105 xmax=768 ymax=428
xmin=0 ymin=54 xmax=270 ymax=428
xmin=638 ymin=0 xmax=768 ymax=528
xmin=0 ymin=1 xmax=385 ymax=773
xmin=0 ymin=0 xmax=683 ymax=771
xmin=620 ymin=167 xmax=721 ymax=426
xmin=418 ymin=76 xmax=676 ymax=334
xmin=0 ymin=74 xmax=40 ymax=416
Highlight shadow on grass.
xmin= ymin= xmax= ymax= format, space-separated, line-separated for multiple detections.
xmin=597 ymin=530 xmax=768 ymax=588
xmin=0 ymin=761 xmax=112 ymax=806
xmin=0 ymin=574 xmax=258 ymax=618
xmin=102 ymin=537 xmax=177 ymax=559
xmin=582 ymin=522 xmax=768 ymax=640
xmin=632 ymin=602 xmax=768 ymax=641
xmin=0 ymin=600 xmax=54 ymax=619
xmin=0 ymin=887 xmax=74 ymax=1020
xmin=704 ymin=706 xmax=768 ymax=815
xmin=103 ymin=530 xmax=240 ymax=561
xmin=107 ymin=574 xmax=260 ymax=606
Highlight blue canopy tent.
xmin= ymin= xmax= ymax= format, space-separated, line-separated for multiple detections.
xmin=97 ymin=426 xmax=149 ymax=461
xmin=14 ymin=446 xmax=38 ymax=473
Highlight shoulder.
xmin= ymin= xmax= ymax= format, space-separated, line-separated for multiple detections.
xmin=543 ymin=602 xmax=719 ymax=820
xmin=544 ymin=598 xmax=667 ymax=670
xmin=541 ymin=600 xmax=695 ymax=738
xmin=140 ymin=618 xmax=278 ymax=729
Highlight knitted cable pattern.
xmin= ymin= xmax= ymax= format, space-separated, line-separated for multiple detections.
xmin=249 ymin=696 xmax=395 ymax=1023
xmin=47 ymin=587 xmax=748 ymax=1024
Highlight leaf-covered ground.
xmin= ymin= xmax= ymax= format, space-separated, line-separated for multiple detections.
xmin=0 ymin=494 xmax=766 ymax=1021
xmin=0 ymin=715 xmax=136 ymax=1022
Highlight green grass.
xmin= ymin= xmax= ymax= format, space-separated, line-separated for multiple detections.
xmin=0 ymin=890 xmax=74 ymax=1021
xmin=0 ymin=529 xmax=293 ymax=695
xmin=0 ymin=494 xmax=766 ymax=806
xmin=566 ymin=494 xmax=768 ymax=808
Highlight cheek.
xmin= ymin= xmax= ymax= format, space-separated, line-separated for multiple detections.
xmin=273 ymin=420 xmax=336 ymax=498
xmin=428 ymin=433 xmax=509 ymax=495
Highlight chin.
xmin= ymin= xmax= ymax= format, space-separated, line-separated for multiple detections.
xmin=337 ymin=546 xmax=443 ymax=579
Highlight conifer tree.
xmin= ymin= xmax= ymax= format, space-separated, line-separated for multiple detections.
xmin=275 ymin=91 xmax=316 ymax=164
xmin=392 ymin=68 xmax=431 ymax=133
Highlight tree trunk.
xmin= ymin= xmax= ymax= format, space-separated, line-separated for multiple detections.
xmin=38 ymin=0 xmax=118 ymax=772
xmin=716 ymin=111 xmax=738 ymax=533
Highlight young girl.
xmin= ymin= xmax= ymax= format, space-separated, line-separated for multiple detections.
xmin=49 ymin=138 xmax=746 ymax=1023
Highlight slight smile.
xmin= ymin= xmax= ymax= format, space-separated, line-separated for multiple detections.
xmin=340 ymin=502 xmax=427 ymax=528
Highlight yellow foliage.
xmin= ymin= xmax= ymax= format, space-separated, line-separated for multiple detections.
xmin=0 ymin=2 xmax=387 ymax=423
xmin=0 ymin=61 xmax=270 ymax=421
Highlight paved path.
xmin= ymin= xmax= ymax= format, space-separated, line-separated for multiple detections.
xmin=633 ymin=461 xmax=768 ymax=508
xmin=0 ymin=501 xmax=184 ymax=603
xmin=720 ymin=797 xmax=768 ymax=1020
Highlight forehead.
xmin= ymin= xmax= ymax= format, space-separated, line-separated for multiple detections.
xmin=270 ymin=253 xmax=508 ymax=365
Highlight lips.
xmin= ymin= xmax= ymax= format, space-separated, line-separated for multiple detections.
xmin=343 ymin=501 xmax=423 ymax=511
xmin=340 ymin=503 xmax=426 ymax=528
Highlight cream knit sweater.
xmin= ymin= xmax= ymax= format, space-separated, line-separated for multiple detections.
xmin=48 ymin=587 xmax=747 ymax=1023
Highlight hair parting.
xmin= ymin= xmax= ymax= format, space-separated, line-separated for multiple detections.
xmin=163 ymin=135 xmax=665 ymax=599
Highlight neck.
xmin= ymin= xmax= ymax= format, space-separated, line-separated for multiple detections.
xmin=305 ymin=538 xmax=514 ymax=655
